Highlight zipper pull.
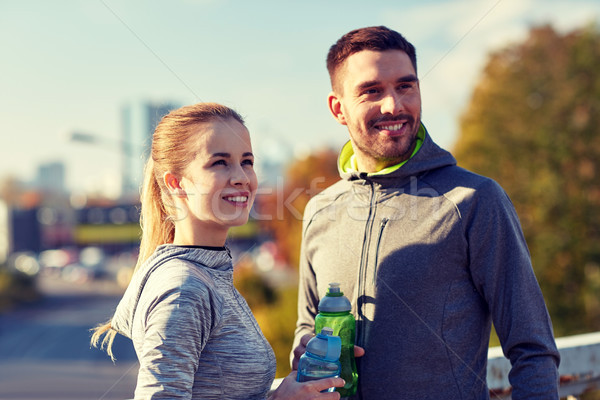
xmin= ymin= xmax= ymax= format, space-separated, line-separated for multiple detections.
xmin=373 ymin=217 xmax=389 ymax=284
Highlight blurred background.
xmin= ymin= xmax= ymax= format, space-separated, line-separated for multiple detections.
xmin=1 ymin=0 xmax=599 ymax=399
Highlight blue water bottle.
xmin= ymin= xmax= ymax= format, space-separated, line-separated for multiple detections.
xmin=296 ymin=327 xmax=342 ymax=392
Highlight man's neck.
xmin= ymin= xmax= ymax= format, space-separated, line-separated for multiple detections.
xmin=355 ymin=142 xmax=418 ymax=173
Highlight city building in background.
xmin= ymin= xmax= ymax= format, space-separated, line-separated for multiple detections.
xmin=73 ymin=202 xmax=140 ymax=254
xmin=0 ymin=98 xmax=289 ymax=285
xmin=35 ymin=162 xmax=66 ymax=194
xmin=120 ymin=100 xmax=180 ymax=197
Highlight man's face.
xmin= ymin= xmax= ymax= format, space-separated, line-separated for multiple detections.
xmin=328 ymin=50 xmax=422 ymax=172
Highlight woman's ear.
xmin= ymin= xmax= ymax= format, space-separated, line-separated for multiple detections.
xmin=163 ymin=172 xmax=187 ymax=197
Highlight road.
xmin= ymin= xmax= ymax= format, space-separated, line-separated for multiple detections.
xmin=0 ymin=273 xmax=138 ymax=400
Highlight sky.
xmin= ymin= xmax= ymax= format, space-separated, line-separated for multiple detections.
xmin=1 ymin=0 xmax=599 ymax=198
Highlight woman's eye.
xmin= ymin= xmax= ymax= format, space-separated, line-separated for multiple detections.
xmin=242 ymin=159 xmax=254 ymax=167
xmin=212 ymin=159 xmax=227 ymax=166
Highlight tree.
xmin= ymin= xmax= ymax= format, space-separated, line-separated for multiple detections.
xmin=258 ymin=148 xmax=340 ymax=269
xmin=237 ymin=148 xmax=340 ymax=377
xmin=453 ymin=24 xmax=600 ymax=335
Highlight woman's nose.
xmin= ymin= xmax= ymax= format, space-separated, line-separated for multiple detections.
xmin=230 ymin=165 xmax=250 ymax=186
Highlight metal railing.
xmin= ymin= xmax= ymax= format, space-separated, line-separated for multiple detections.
xmin=488 ymin=331 xmax=600 ymax=399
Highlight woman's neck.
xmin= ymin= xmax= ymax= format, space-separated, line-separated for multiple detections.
xmin=172 ymin=223 xmax=228 ymax=247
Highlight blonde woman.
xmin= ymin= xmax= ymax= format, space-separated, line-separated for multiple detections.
xmin=91 ymin=103 xmax=343 ymax=399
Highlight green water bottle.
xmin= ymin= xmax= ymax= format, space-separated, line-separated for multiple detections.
xmin=314 ymin=282 xmax=358 ymax=397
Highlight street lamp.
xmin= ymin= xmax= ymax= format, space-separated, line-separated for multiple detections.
xmin=67 ymin=131 xmax=142 ymax=200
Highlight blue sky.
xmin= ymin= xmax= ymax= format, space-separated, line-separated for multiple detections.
xmin=1 ymin=0 xmax=599 ymax=197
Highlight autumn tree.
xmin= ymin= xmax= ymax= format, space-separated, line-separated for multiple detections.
xmin=453 ymin=24 xmax=600 ymax=335
xmin=237 ymin=148 xmax=340 ymax=377
xmin=257 ymin=148 xmax=340 ymax=269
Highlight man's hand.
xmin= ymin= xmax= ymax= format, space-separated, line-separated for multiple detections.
xmin=292 ymin=333 xmax=366 ymax=370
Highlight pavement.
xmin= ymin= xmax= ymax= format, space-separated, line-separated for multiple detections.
xmin=0 ymin=273 xmax=138 ymax=400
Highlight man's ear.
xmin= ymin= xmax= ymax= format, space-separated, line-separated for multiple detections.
xmin=327 ymin=92 xmax=347 ymax=126
xmin=163 ymin=172 xmax=186 ymax=197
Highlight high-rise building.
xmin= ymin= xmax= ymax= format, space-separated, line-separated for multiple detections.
xmin=120 ymin=100 xmax=179 ymax=197
xmin=35 ymin=161 xmax=66 ymax=193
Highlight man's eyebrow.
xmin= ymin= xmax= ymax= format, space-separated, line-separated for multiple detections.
xmin=356 ymin=80 xmax=379 ymax=92
xmin=398 ymin=75 xmax=418 ymax=83
xmin=356 ymin=75 xmax=418 ymax=92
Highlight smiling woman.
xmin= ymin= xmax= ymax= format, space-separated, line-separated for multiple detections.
xmin=163 ymin=117 xmax=258 ymax=247
xmin=90 ymin=102 xmax=344 ymax=400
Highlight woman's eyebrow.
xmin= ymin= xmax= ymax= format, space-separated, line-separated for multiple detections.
xmin=210 ymin=152 xmax=254 ymax=158
xmin=210 ymin=152 xmax=231 ymax=158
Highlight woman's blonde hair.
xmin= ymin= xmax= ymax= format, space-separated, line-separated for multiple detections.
xmin=90 ymin=102 xmax=245 ymax=360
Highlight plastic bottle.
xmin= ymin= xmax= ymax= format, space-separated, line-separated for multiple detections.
xmin=296 ymin=327 xmax=342 ymax=392
xmin=314 ymin=282 xmax=358 ymax=397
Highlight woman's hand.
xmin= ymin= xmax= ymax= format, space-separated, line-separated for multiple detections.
xmin=268 ymin=371 xmax=344 ymax=399
xmin=292 ymin=334 xmax=314 ymax=370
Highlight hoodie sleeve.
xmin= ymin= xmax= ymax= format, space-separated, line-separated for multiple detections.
xmin=464 ymin=178 xmax=560 ymax=399
xmin=133 ymin=267 xmax=220 ymax=400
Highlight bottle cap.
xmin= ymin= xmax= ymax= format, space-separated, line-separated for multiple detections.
xmin=306 ymin=327 xmax=342 ymax=362
xmin=318 ymin=282 xmax=351 ymax=312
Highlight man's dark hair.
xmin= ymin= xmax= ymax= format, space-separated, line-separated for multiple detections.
xmin=326 ymin=26 xmax=417 ymax=91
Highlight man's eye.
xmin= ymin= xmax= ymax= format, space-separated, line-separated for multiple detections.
xmin=364 ymin=88 xmax=379 ymax=95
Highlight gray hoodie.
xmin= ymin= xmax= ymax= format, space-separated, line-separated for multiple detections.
xmin=112 ymin=244 xmax=276 ymax=399
xmin=294 ymin=126 xmax=560 ymax=399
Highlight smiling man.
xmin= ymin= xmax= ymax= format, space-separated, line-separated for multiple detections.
xmin=292 ymin=26 xmax=560 ymax=399
xmin=328 ymin=49 xmax=421 ymax=172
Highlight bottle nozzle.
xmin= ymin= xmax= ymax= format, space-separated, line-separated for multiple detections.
xmin=320 ymin=327 xmax=334 ymax=336
xmin=328 ymin=282 xmax=341 ymax=294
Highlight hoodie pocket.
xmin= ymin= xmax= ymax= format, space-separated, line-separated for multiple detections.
xmin=373 ymin=217 xmax=389 ymax=284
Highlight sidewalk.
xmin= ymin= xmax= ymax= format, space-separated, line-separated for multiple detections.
xmin=0 ymin=360 xmax=138 ymax=400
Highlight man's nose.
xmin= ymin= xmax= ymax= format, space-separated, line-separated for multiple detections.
xmin=380 ymin=91 xmax=403 ymax=115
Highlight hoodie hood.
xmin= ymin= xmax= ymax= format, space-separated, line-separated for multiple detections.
xmin=338 ymin=123 xmax=457 ymax=185
xmin=111 ymin=244 xmax=232 ymax=339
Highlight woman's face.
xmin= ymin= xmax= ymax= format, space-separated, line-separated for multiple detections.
xmin=178 ymin=117 xmax=257 ymax=237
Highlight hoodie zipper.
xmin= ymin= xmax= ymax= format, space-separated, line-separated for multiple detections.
xmin=357 ymin=179 xmax=376 ymax=349
xmin=373 ymin=217 xmax=389 ymax=284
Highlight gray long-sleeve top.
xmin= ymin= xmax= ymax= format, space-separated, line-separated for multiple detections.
xmin=112 ymin=244 xmax=276 ymax=399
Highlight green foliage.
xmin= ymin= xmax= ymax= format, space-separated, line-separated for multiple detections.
xmin=236 ymin=149 xmax=340 ymax=378
xmin=258 ymin=148 xmax=339 ymax=270
xmin=453 ymin=24 xmax=600 ymax=336
xmin=234 ymin=260 xmax=277 ymax=308
xmin=0 ymin=265 xmax=40 ymax=311
xmin=581 ymin=390 xmax=600 ymax=400
xmin=234 ymin=263 xmax=299 ymax=377
xmin=252 ymin=286 xmax=299 ymax=378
